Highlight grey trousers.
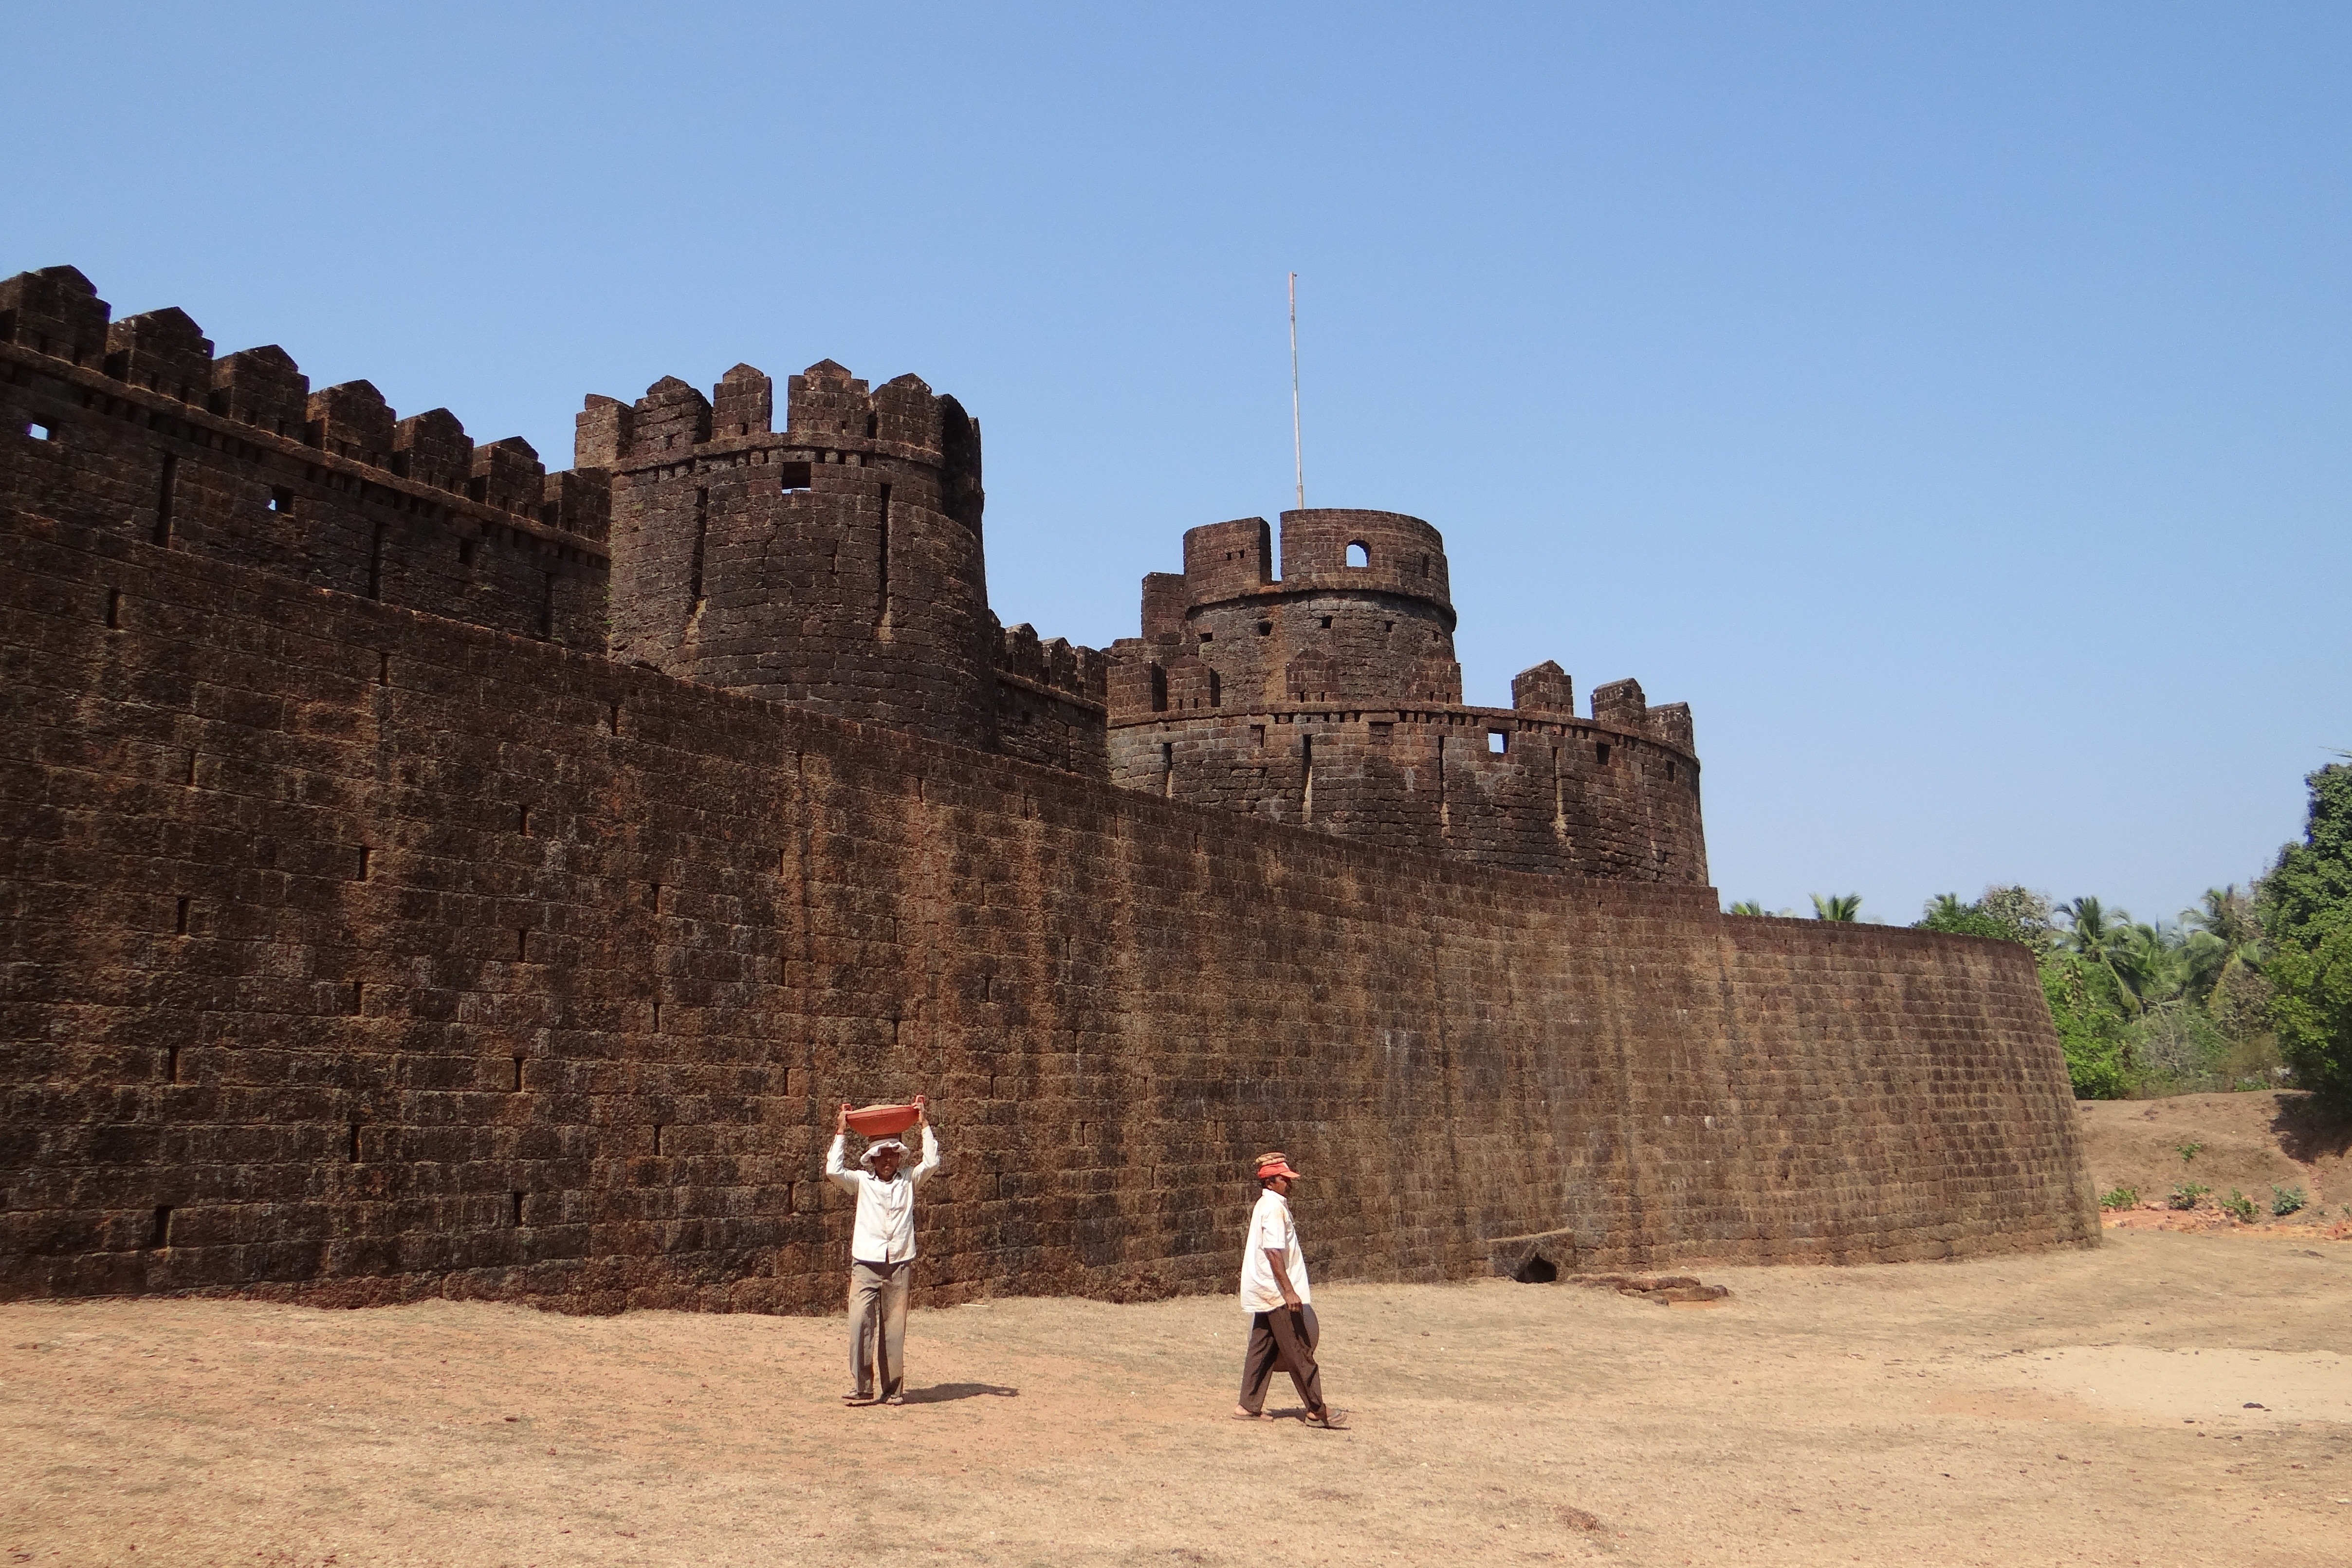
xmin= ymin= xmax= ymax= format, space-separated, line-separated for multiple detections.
xmin=847 ymin=1259 xmax=911 ymax=1399
xmin=1238 ymin=1303 xmax=1324 ymax=1416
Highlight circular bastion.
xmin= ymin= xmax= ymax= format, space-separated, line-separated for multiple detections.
xmin=1105 ymin=509 xmax=1706 ymax=882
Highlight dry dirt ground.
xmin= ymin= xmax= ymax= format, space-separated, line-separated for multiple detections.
xmin=3 ymin=1227 xmax=2349 ymax=1568
xmin=2078 ymin=1091 xmax=2352 ymax=1239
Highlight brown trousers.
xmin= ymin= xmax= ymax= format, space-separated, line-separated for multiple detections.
xmin=1237 ymin=1303 xmax=1325 ymax=1416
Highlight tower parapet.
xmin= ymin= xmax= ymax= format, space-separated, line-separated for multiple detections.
xmin=1106 ymin=508 xmax=1705 ymax=882
xmin=597 ymin=359 xmax=996 ymax=750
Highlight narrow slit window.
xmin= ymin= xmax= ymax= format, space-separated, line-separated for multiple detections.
xmin=152 ymin=452 xmax=178 ymax=547
xmin=688 ymin=488 xmax=709 ymax=606
xmin=1596 ymin=742 xmax=1611 ymax=766
xmin=1208 ymin=669 xmax=1221 ymax=707
xmin=458 ymin=538 xmax=476 ymax=567
xmin=1149 ymin=664 xmax=1168 ymax=713
xmin=875 ymin=482 xmax=892 ymax=626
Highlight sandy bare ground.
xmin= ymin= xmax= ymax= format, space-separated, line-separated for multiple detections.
xmin=3 ymin=1227 xmax=2349 ymax=1568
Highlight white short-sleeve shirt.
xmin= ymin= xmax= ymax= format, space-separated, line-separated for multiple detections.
xmin=1239 ymin=1188 xmax=1312 ymax=1313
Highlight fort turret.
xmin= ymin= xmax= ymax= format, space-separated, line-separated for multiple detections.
xmin=1106 ymin=508 xmax=1706 ymax=882
xmin=596 ymin=359 xmax=996 ymax=751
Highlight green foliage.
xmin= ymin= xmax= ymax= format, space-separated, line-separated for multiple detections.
xmin=2167 ymin=1183 xmax=2209 ymax=1211
xmin=2040 ymin=948 xmax=2134 ymax=1098
xmin=1978 ymin=886 xmax=2058 ymax=953
xmin=1810 ymin=893 xmax=1863 ymax=922
xmin=2258 ymin=762 xmax=2352 ymax=1110
xmin=2265 ymin=926 xmax=2352 ymax=1110
xmin=1727 ymin=900 xmax=1765 ymax=916
xmin=2271 ymin=1184 xmax=2307 ymax=1217
xmin=2220 ymin=1189 xmax=2259 ymax=1224
xmin=2098 ymin=1186 xmax=2138 ymax=1210
xmin=1916 ymin=897 xmax=2018 ymax=942
xmin=2175 ymin=1142 xmax=2205 ymax=1163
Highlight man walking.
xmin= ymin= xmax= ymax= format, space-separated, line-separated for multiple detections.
xmin=1233 ymin=1151 xmax=1347 ymax=1428
xmin=826 ymin=1097 xmax=941 ymax=1406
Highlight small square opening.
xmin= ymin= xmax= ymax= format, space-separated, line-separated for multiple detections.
xmin=26 ymin=421 xmax=53 ymax=442
xmin=268 ymin=485 xmax=293 ymax=513
xmin=1256 ymin=621 xmax=1273 ymax=637
xmin=779 ymin=461 xmax=813 ymax=492
xmin=1488 ymin=731 xmax=1507 ymax=755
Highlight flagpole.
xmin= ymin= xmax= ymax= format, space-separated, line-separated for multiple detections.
xmin=1288 ymin=272 xmax=1305 ymax=511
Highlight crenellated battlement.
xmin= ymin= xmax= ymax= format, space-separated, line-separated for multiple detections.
xmin=593 ymin=357 xmax=997 ymax=750
xmin=0 ymin=266 xmax=612 ymax=651
xmin=0 ymin=266 xmax=610 ymax=547
xmin=1106 ymin=507 xmax=1703 ymax=881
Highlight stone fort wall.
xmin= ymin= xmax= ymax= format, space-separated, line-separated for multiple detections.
xmin=0 ymin=504 xmax=2097 ymax=1312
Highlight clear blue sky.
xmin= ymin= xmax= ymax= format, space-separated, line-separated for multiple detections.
xmin=9 ymin=3 xmax=2346 ymax=924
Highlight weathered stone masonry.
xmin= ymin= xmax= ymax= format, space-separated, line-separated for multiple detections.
xmin=0 ymin=266 xmax=2097 ymax=1313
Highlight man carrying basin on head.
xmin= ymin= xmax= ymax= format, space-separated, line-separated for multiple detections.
xmin=827 ymin=1097 xmax=941 ymax=1407
xmin=1233 ymin=1150 xmax=1348 ymax=1429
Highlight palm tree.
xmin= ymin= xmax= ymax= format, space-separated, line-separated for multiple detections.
xmin=1728 ymin=901 xmax=1767 ymax=917
xmin=2180 ymin=885 xmax=2265 ymax=1003
xmin=2110 ymin=922 xmax=2187 ymax=1014
xmin=1924 ymin=892 xmax=1969 ymax=923
xmin=1811 ymin=893 xmax=1863 ymax=922
xmin=2057 ymin=896 xmax=2132 ymax=962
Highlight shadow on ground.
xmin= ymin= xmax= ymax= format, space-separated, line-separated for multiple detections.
xmin=901 ymin=1382 xmax=1019 ymax=1403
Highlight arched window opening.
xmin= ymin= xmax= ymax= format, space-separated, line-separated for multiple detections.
xmin=1345 ymin=540 xmax=1369 ymax=569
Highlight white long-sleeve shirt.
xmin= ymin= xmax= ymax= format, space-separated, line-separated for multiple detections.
xmin=825 ymin=1125 xmax=941 ymax=1264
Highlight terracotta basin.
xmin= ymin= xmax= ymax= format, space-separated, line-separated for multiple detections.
xmin=845 ymin=1103 xmax=921 ymax=1137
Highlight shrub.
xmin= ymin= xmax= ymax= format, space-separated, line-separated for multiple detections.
xmin=2167 ymin=1183 xmax=2210 ymax=1211
xmin=2220 ymin=1189 xmax=2259 ymax=1224
xmin=2098 ymin=1186 xmax=2139 ymax=1210
xmin=2175 ymin=1142 xmax=2206 ymax=1163
xmin=2271 ymin=1185 xmax=2308 ymax=1217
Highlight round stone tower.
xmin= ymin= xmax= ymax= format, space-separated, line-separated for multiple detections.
xmin=590 ymin=359 xmax=994 ymax=751
xmin=1106 ymin=508 xmax=1706 ymax=882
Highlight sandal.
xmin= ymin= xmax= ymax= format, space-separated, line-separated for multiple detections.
xmin=1309 ymin=1407 xmax=1350 ymax=1429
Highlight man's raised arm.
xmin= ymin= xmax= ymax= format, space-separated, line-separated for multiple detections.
xmin=824 ymin=1102 xmax=859 ymax=1192
xmin=909 ymin=1106 xmax=941 ymax=1187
